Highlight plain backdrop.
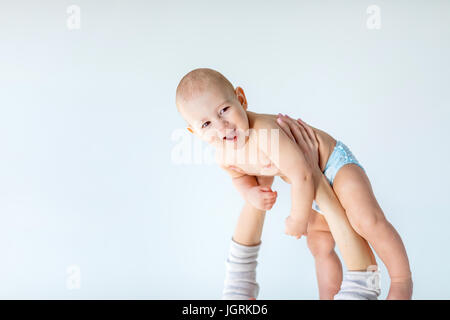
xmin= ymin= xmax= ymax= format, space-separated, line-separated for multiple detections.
xmin=1 ymin=0 xmax=449 ymax=299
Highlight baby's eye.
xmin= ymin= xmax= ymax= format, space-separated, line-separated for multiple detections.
xmin=201 ymin=121 xmax=210 ymax=129
xmin=219 ymin=106 xmax=230 ymax=115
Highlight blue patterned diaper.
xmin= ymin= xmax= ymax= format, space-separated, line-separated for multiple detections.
xmin=312 ymin=140 xmax=364 ymax=213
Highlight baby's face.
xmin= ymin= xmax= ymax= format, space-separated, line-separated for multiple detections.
xmin=180 ymin=86 xmax=249 ymax=149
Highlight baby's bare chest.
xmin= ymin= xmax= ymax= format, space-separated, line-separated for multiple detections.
xmin=219 ymin=143 xmax=281 ymax=176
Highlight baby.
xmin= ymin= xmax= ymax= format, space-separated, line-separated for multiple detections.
xmin=176 ymin=68 xmax=412 ymax=299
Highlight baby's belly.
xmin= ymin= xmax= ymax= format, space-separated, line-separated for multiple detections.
xmin=238 ymin=161 xmax=281 ymax=177
xmin=236 ymin=147 xmax=282 ymax=176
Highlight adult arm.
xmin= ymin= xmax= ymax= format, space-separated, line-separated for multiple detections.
xmin=276 ymin=114 xmax=376 ymax=271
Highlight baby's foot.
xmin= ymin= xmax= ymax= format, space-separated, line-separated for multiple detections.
xmin=387 ymin=278 xmax=413 ymax=300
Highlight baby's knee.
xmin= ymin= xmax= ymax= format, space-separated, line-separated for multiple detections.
xmin=307 ymin=231 xmax=335 ymax=258
xmin=349 ymin=207 xmax=387 ymax=238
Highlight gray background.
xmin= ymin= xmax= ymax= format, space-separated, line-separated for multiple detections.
xmin=1 ymin=0 xmax=449 ymax=299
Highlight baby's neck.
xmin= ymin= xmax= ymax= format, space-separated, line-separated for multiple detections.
xmin=246 ymin=110 xmax=258 ymax=130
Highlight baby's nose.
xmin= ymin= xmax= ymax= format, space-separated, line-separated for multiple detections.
xmin=217 ymin=121 xmax=231 ymax=137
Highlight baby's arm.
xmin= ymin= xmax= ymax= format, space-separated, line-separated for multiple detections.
xmin=253 ymin=118 xmax=315 ymax=238
xmin=220 ymin=165 xmax=277 ymax=211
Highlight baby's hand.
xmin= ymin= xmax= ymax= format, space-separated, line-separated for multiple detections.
xmin=284 ymin=215 xmax=308 ymax=239
xmin=246 ymin=186 xmax=277 ymax=211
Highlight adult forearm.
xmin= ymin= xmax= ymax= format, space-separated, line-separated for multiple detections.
xmin=233 ymin=202 xmax=266 ymax=246
xmin=223 ymin=202 xmax=266 ymax=300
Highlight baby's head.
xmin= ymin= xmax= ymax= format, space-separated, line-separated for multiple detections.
xmin=176 ymin=68 xmax=249 ymax=149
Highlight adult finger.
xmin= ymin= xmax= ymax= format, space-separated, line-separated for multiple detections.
xmin=296 ymin=120 xmax=315 ymax=151
xmin=281 ymin=114 xmax=309 ymax=151
xmin=298 ymin=119 xmax=319 ymax=150
xmin=276 ymin=114 xmax=296 ymax=143
xmin=296 ymin=120 xmax=311 ymax=148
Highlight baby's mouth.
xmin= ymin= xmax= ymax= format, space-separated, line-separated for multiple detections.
xmin=225 ymin=136 xmax=237 ymax=143
xmin=224 ymin=129 xmax=238 ymax=142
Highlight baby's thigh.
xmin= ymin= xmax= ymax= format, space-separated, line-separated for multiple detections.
xmin=332 ymin=164 xmax=385 ymax=222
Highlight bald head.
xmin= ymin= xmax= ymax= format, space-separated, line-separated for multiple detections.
xmin=176 ymin=68 xmax=236 ymax=111
xmin=175 ymin=68 xmax=250 ymax=148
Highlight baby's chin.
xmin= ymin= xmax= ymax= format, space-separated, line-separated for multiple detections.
xmin=236 ymin=128 xmax=250 ymax=147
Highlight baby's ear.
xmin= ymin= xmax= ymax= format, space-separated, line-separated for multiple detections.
xmin=235 ymin=87 xmax=248 ymax=110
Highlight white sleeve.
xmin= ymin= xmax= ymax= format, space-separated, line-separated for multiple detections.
xmin=222 ymin=239 xmax=261 ymax=300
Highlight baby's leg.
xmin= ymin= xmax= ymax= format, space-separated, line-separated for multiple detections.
xmin=333 ymin=164 xmax=413 ymax=299
xmin=312 ymin=173 xmax=381 ymax=299
xmin=306 ymin=210 xmax=343 ymax=299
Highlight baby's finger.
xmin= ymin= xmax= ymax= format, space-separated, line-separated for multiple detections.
xmin=265 ymin=203 xmax=274 ymax=210
xmin=266 ymin=203 xmax=275 ymax=210
xmin=264 ymin=196 xmax=276 ymax=203
xmin=263 ymin=191 xmax=277 ymax=198
xmin=264 ymin=200 xmax=276 ymax=208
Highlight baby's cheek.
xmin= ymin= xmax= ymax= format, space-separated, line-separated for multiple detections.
xmin=207 ymin=136 xmax=218 ymax=146
xmin=202 ymin=130 xmax=216 ymax=145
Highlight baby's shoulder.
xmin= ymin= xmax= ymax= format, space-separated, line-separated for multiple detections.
xmin=246 ymin=113 xmax=280 ymax=154
xmin=247 ymin=111 xmax=278 ymax=130
xmin=247 ymin=113 xmax=279 ymax=145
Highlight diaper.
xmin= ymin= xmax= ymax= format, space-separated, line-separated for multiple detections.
xmin=312 ymin=140 xmax=364 ymax=213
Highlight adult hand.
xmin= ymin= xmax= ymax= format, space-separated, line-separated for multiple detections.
xmin=276 ymin=114 xmax=322 ymax=185
xmin=227 ymin=113 xmax=321 ymax=187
